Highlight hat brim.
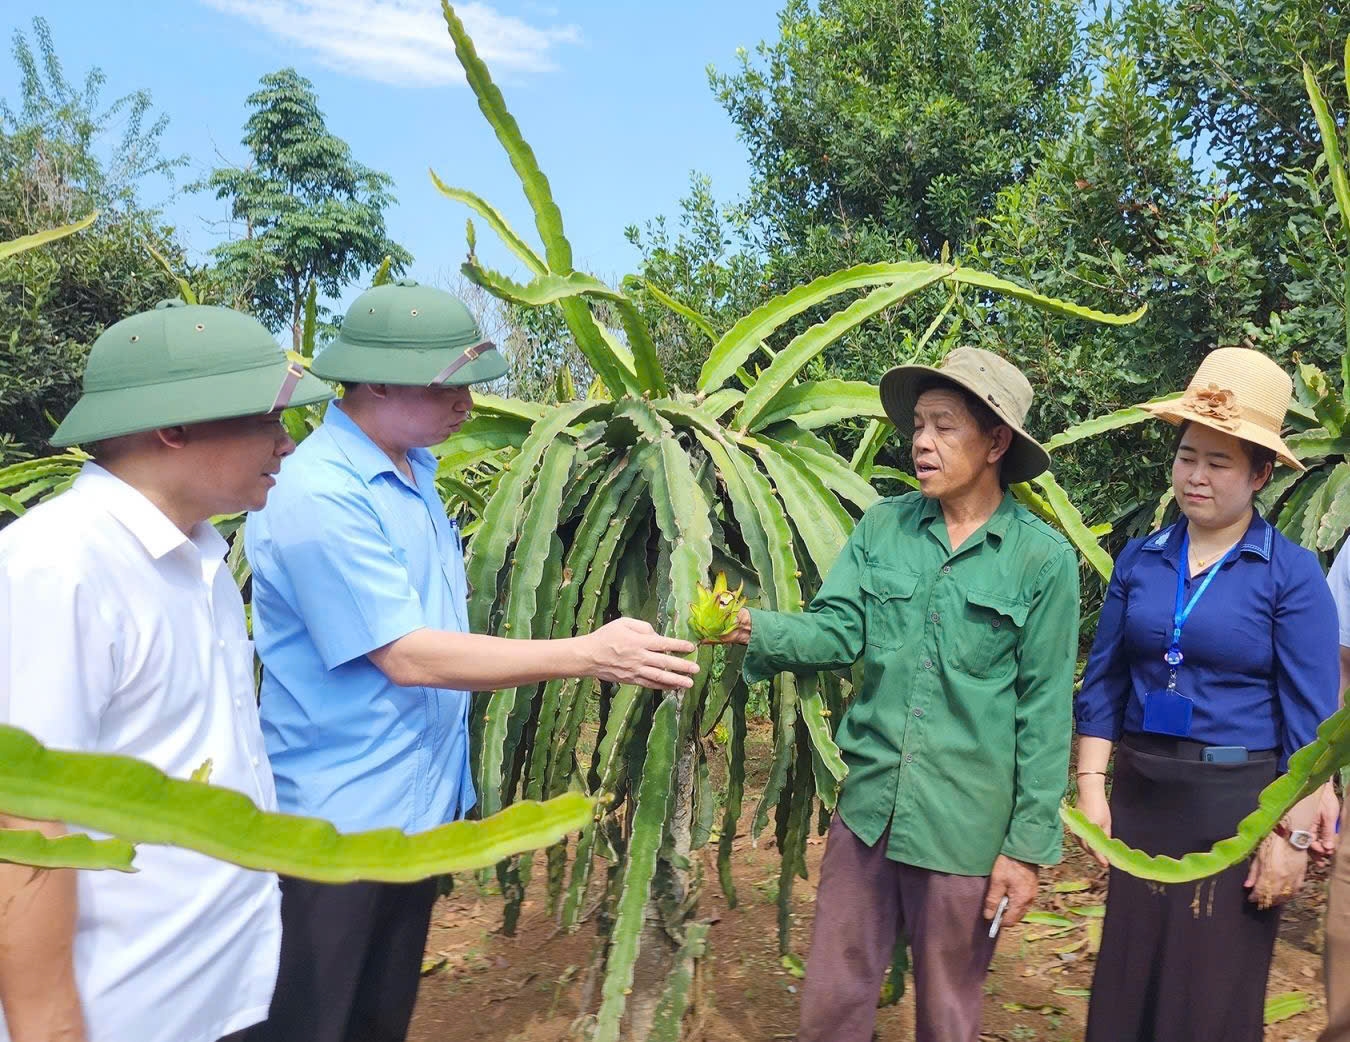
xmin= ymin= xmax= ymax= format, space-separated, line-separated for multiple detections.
xmin=879 ymin=364 xmax=1052 ymax=485
xmin=310 ymin=338 xmax=509 ymax=387
xmin=50 ymin=361 xmax=333 ymax=447
xmin=1138 ymin=402 xmax=1305 ymax=472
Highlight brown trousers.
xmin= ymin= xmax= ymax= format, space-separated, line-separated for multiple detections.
xmin=797 ymin=814 xmax=997 ymax=1042
xmin=1323 ymin=798 xmax=1350 ymax=1042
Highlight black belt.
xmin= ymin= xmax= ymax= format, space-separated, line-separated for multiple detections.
xmin=1121 ymin=732 xmax=1278 ymax=762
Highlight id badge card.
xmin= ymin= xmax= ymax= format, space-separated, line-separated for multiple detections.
xmin=1142 ymin=688 xmax=1195 ymax=738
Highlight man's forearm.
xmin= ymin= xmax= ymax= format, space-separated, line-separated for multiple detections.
xmin=370 ymin=620 xmax=699 ymax=694
xmin=0 ymin=816 xmax=85 ymax=1042
xmin=370 ymin=628 xmax=593 ymax=690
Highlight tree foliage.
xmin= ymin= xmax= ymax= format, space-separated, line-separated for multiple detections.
xmin=195 ymin=68 xmax=412 ymax=349
xmin=611 ymin=0 xmax=1350 ymax=578
xmin=714 ymin=0 xmax=1084 ymax=257
xmin=0 ymin=17 xmax=189 ymax=461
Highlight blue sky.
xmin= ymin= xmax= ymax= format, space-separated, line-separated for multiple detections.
xmin=3 ymin=0 xmax=781 ymax=313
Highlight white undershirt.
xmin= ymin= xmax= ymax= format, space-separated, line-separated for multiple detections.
xmin=0 ymin=464 xmax=281 ymax=1042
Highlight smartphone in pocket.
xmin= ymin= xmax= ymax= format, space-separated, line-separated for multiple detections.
xmin=1202 ymin=745 xmax=1248 ymax=764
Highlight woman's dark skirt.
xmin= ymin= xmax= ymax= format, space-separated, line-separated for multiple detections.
xmin=1084 ymin=736 xmax=1281 ymax=1042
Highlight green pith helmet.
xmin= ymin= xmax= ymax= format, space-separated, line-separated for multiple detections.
xmin=310 ymin=280 xmax=509 ymax=387
xmin=51 ymin=300 xmax=333 ymax=448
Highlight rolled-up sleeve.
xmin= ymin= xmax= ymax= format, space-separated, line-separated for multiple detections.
xmin=251 ymin=484 xmax=429 ymax=670
xmin=743 ymin=514 xmax=867 ymax=685
xmin=1074 ymin=540 xmax=1141 ymax=741
xmin=1272 ymin=547 xmax=1339 ymax=766
xmin=1002 ymin=545 xmax=1079 ymax=866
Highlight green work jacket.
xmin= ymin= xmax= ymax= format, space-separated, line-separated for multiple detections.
xmin=744 ymin=491 xmax=1079 ymax=875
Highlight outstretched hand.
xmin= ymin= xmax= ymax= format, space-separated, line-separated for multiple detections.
xmin=585 ymin=618 xmax=700 ymax=690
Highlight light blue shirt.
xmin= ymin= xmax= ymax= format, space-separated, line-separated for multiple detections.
xmin=245 ymin=401 xmax=475 ymax=833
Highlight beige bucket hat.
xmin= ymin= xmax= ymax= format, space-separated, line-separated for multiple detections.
xmin=1138 ymin=346 xmax=1303 ymax=471
xmin=880 ymin=346 xmax=1051 ymax=484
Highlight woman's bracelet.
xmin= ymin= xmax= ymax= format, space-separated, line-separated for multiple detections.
xmin=1076 ymin=771 xmax=1106 ymax=778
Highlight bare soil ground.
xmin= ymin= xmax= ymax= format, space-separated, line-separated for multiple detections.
xmin=410 ymin=721 xmax=1331 ymax=1042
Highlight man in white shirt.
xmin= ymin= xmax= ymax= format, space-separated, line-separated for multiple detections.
xmin=0 ymin=299 xmax=333 ymax=1042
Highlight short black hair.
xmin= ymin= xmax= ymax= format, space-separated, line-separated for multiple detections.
xmin=339 ymin=381 xmax=362 ymax=395
xmin=1175 ymin=420 xmax=1276 ymax=491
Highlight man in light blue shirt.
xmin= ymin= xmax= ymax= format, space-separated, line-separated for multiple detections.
xmin=241 ymin=281 xmax=698 ymax=1042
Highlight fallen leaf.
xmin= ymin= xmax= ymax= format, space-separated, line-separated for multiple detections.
xmin=1071 ymin=905 xmax=1106 ymax=918
xmin=1051 ymin=880 xmax=1091 ymax=893
xmin=781 ymin=953 xmax=805 ymax=978
xmin=420 ymin=956 xmax=448 ymax=977
xmin=1085 ymin=920 xmax=1103 ymax=955
xmin=1023 ymin=912 xmax=1075 ymax=928
xmin=1054 ymin=986 xmax=1092 ymax=998
xmin=1024 ymin=926 xmax=1078 ymax=942
xmin=1002 ymin=1002 xmax=1067 ymax=1015
xmin=1264 ymin=991 xmax=1311 ymax=1025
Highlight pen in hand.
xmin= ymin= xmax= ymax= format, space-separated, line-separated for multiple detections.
xmin=988 ymin=895 xmax=1010 ymax=939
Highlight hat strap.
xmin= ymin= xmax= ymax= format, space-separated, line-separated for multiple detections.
xmin=270 ymin=362 xmax=305 ymax=411
xmin=431 ymin=341 xmax=494 ymax=385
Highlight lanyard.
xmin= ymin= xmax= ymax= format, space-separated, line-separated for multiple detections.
xmin=1164 ymin=529 xmax=1237 ymax=687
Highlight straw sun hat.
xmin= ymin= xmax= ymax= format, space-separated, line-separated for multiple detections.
xmin=1138 ymin=346 xmax=1304 ymax=472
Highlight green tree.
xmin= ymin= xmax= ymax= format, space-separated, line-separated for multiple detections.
xmin=965 ymin=48 xmax=1265 ymax=536
xmin=197 ymin=69 xmax=412 ymax=350
xmin=619 ymin=0 xmax=1087 ymax=413
xmin=713 ymin=0 xmax=1084 ymax=257
xmin=1119 ymin=1 xmax=1350 ymax=255
xmin=0 ymin=17 xmax=188 ymax=460
xmin=0 ymin=16 xmax=187 ymax=214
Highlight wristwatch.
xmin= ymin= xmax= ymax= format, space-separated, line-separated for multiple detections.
xmin=1275 ymin=823 xmax=1314 ymax=850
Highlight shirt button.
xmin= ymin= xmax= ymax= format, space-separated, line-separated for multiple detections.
xmin=218 ymin=639 xmax=226 ymax=649
xmin=930 ymin=612 xmax=940 ymax=624
xmin=904 ymin=753 xmax=914 ymax=764
xmin=992 ymin=619 xmax=1002 ymax=630
xmin=913 ymin=707 xmax=924 ymax=718
xmin=922 ymin=658 xmax=934 ymax=671
xmin=251 ymin=755 xmax=260 ymax=766
xmin=942 ymin=565 xmax=951 ymax=574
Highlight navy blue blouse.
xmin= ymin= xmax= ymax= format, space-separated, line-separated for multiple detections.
xmin=1074 ymin=511 xmax=1339 ymax=768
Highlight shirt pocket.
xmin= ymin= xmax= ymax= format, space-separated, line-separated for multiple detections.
xmin=955 ymin=587 xmax=1029 ymax=679
xmin=859 ymin=568 xmax=920 ymax=649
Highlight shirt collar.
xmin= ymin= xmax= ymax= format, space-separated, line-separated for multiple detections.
xmin=1142 ymin=508 xmax=1273 ymax=563
xmin=74 ymin=463 xmax=227 ymax=561
xmin=916 ymin=490 xmax=1015 ymax=544
xmin=322 ymin=400 xmax=435 ymax=487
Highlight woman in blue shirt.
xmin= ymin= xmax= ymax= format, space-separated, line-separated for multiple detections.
xmin=1073 ymin=347 xmax=1339 ymax=1042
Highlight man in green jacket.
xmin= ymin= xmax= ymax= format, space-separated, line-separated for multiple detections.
xmin=719 ymin=348 xmax=1079 ymax=1042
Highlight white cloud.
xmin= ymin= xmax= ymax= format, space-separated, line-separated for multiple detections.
xmin=200 ymin=0 xmax=580 ymax=87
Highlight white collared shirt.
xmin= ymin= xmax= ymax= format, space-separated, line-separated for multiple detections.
xmin=0 ymin=464 xmax=281 ymax=1042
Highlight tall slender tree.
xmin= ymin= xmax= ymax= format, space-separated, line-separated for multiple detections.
xmin=197 ymin=69 xmax=411 ymax=349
